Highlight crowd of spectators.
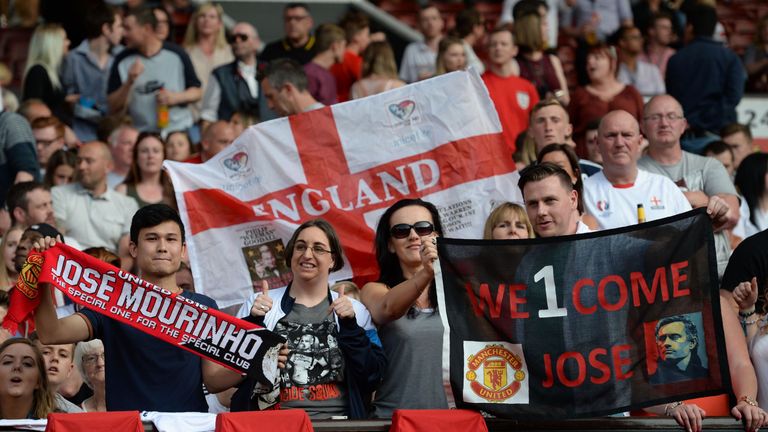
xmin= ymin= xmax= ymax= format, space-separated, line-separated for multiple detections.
xmin=0 ymin=0 xmax=767 ymax=428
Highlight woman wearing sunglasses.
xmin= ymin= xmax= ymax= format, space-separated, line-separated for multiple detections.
xmin=233 ymin=219 xmax=386 ymax=419
xmin=361 ymin=198 xmax=448 ymax=418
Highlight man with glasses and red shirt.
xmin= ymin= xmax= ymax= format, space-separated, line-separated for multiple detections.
xmin=201 ymin=22 xmax=262 ymax=128
xmin=260 ymin=3 xmax=317 ymax=66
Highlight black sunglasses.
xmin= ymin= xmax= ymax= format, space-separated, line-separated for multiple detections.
xmin=229 ymin=33 xmax=249 ymax=43
xmin=390 ymin=221 xmax=434 ymax=239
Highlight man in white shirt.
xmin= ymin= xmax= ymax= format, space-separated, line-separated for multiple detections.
xmin=51 ymin=141 xmax=139 ymax=268
xmin=584 ymin=110 xmax=729 ymax=230
xmin=399 ymin=5 xmax=443 ymax=83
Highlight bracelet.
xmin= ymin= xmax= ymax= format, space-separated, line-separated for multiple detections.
xmin=740 ymin=308 xmax=756 ymax=318
xmin=738 ymin=396 xmax=758 ymax=407
xmin=665 ymin=401 xmax=684 ymax=416
xmin=741 ymin=315 xmax=761 ymax=326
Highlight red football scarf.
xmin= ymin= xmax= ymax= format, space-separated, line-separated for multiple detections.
xmin=2 ymin=250 xmax=45 ymax=335
xmin=5 ymin=244 xmax=283 ymax=385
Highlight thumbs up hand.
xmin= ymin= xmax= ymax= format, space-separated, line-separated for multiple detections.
xmin=250 ymin=280 xmax=273 ymax=317
xmin=329 ymin=287 xmax=355 ymax=319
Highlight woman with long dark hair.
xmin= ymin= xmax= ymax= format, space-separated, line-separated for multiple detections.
xmin=735 ymin=153 xmax=768 ymax=235
xmin=116 ymin=132 xmax=173 ymax=208
xmin=361 ymin=198 xmax=447 ymax=417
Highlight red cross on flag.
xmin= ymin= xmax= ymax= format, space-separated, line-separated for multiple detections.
xmin=164 ymin=70 xmax=522 ymax=308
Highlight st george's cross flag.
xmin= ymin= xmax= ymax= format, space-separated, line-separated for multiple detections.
xmin=164 ymin=70 xmax=523 ymax=308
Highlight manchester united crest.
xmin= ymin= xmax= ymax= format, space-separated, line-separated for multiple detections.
xmin=463 ymin=341 xmax=529 ymax=404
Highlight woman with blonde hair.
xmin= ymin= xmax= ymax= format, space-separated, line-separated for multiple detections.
xmin=514 ymin=12 xmax=569 ymax=106
xmin=434 ymin=36 xmax=467 ymax=75
xmin=183 ymin=2 xmax=234 ymax=120
xmin=483 ymin=202 xmax=534 ymax=240
xmin=0 ymin=338 xmax=57 ymax=419
xmin=350 ymin=41 xmax=405 ymax=99
xmin=0 ymin=225 xmax=23 ymax=291
xmin=22 ymin=23 xmax=72 ymax=122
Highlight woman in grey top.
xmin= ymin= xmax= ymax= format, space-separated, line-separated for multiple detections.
xmin=362 ymin=198 xmax=448 ymax=418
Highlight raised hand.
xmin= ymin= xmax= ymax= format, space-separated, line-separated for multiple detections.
xmin=250 ymin=280 xmax=273 ymax=317
xmin=733 ymin=277 xmax=759 ymax=312
xmin=329 ymin=286 xmax=355 ymax=319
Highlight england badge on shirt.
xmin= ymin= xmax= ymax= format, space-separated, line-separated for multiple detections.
xmin=516 ymin=92 xmax=530 ymax=109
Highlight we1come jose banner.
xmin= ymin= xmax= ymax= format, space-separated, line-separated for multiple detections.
xmin=436 ymin=209 xmax=729 ymax=418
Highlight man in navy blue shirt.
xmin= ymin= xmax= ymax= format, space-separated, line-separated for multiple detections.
xmin=33 ymin=204 xmax=245 ymax=412
xmin=666 ymin=4 xmax=746 ymax=137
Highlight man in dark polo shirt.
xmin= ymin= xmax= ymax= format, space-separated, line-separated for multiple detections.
xmin=260 ymin=3 xmax=316 ymax=65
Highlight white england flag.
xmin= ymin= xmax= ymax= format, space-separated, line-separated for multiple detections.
xmin=164 ymin=70 xmax=522 ymax=308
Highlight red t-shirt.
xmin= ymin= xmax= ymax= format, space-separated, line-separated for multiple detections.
xmin=481 ymin=71 xmax=539 ymax=155
xmin=330 ymin=50 xmax=363 ymax=103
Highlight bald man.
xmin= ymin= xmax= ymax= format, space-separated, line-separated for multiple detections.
xmin=51 ymin=141 xmax=138 ymax=266
xmin=201 ymin=22 xmax=262 ymax=128
xmin=583 ymin=110 xmax=692 ymax=230
xmin=186 ymin=121 xmax=235 ymax=164
xmin=639 ymin=94 xmax=738 ymax=277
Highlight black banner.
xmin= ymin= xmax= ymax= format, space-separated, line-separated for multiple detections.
xmin=436 ymin=209 xmax=729 ymax=418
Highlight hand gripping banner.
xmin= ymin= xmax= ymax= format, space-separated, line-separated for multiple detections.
xmin=165 ymin=69 xmax=521 ymax=308
xmin=435 ymin=209 xmax=729 ymax=418
xmin=30 ymin=244 xmax=285 ymax=384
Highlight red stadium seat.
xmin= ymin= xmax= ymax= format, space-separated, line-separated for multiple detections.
xmin=45 ymin=411 xmax=144 ymax=432
xmin=389 ymin=409 xmax=488 ymax=432
xmin=215 ymin=410 xmax=314 ymax=432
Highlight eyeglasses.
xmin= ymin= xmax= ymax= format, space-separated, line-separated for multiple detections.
xmin=83 ymin=353 xmax=105 ymax=364
xmin=643 ymin=113 xmax=684 ymax=123
xmin=390 ymin=221 xmax=434 ymax=239
xmin=229 ymin=33 xmax=249 ymax=43
xmin=36 ymin=138 xmax=62 ymax=147
xmin=294 ymin=243 xmax=332 ymax=256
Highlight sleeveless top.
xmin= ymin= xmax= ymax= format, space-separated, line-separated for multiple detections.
xmin=125 ymin=183 xmax=157 ymax=209
xmin=371 ymin=309 xmax=448 ymax=418
xmin=517 ymin=54 xmax=562 ymax=99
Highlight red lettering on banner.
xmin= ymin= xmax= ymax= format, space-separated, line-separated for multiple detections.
xmin=557 ymin=352 xmax=586 ymax=388
xmin=542 ymin=353 xmax=554 ymax=388
xmin=588 ymin=348 xmax=610 ymax=385
xmin=508 ymin=284 xmax=529 ymax=319
xmin=597 ymin=275 xmax=627 ymax=312
xmin=183 ymin=106 xmax=512 ymax=284
xmin=612 ymin=344 xmax=633 ymax=380
xmin=671 ymin=261 xmax=690 ymax=298
xmin=631 ymin=268 xmax=669 ymax=307
xmin=465 ymin=282 xmax=529 ymax=319
xmin=541 ymin=344 xmax=636 ymax=388
xmin=572 ymin=278 xmax=596 ymax=314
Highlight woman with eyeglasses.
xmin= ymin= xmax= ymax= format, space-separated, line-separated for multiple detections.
xmin=232 ymin=219 xmax=386 ymax=419
xmin=116 ymin=132 xmax=174 ymax=208
xmin=361 ymin=198 xmax=448 ymax=418
xmin=73 ymin=340 xmax=105 ymax=412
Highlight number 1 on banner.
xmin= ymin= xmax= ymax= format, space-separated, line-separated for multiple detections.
xmin=535 ymin=265 xmax=567 ymax=318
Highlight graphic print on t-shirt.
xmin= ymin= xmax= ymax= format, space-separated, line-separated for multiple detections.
xmin=276 ymin=319 xmax=345 ymax=402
